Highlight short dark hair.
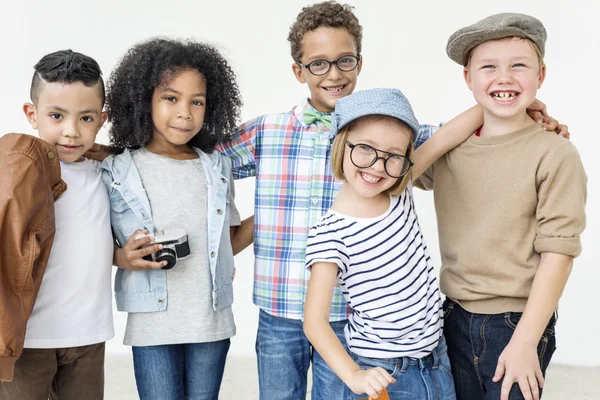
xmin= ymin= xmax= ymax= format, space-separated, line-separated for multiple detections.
xmin=30 ymin=49 xmax=105 ymax=105
xmin=106 ymin=38 xmax=242 ymax=153
xmin=288 ymin=1 xmax=363 ymax=62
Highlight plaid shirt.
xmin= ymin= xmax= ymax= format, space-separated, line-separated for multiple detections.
xmin=217 ymin=98 xmax=433 ymax=321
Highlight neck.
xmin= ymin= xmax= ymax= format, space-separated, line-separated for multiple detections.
xmin=480 ymin=111 xmax=536 ymax=137
xmin=307 ymin=98 xmax=333 ymax=114
xmin=146 ymin=140 xmax=198 ymax=160
xmin=333 ymin=184 xmax=390 ymax=218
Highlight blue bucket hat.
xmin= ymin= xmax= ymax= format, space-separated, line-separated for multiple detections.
xmin=331 ymin=88 xmax=420 ymax=138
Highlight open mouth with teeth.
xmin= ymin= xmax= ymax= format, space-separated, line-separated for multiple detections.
xmin=323 ymin=85 xmax=346 ymax=94
xmin=361 ymin=172 xmax=383 ymax=184
xmin=491 ymin=91 xmax=519 ymax=102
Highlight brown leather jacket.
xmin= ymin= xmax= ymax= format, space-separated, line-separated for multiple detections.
xmin=0 ymin=134 xmax=66 ymax=382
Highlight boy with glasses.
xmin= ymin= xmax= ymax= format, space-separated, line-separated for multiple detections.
xmin=215 ymin=3 xmax=566 ymax=399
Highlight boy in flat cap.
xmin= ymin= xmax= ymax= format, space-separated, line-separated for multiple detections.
xmin=416 ymin=13 xmax=587 ymax=400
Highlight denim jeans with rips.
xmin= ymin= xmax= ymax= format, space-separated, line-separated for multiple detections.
xmin=443 ymin=298 xmax=557 ymax=400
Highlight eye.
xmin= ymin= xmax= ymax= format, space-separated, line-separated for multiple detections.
xmin=50 ymin=113 xmax=62 ymax=120
xmin=192 ymin=100 xmax=205 ymax=106
xmin=311 ymin=60 xmax=326 ymax=68
xmin=513 ymin=63 xmax=526 ymax=68
xmin=81 ymin=116 xmax=94 ymax=122
xmin=164 ymin=96 xmax=177 ymax=102
xmin=481 ymin=65 xmax=495 ymax=69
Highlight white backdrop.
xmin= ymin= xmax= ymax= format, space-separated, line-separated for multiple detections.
xmin=1 ymin=0 xmax=598 ymax=367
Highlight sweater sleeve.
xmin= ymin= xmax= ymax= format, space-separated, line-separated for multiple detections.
xmin=534 ymin=141 xmax=587 ymax=257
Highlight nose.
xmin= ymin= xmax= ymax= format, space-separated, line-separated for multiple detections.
xmin=495 ymin=67 xmax=514 ymax=84
xmin=62 ymin=120 xmax=79 ymax=138
xmin=178 ymin=103 xmax=192 ymax=120
xmin=326 ymin=63 xmax=343 ymax=80
xmin=371 ymin=156 xmax=386 ymax=172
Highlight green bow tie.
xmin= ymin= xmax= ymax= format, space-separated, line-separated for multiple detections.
xmin=303 ymin=109 xmax=332 ymax=129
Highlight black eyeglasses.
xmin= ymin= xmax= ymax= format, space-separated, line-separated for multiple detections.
xmin=346 ymin=141 xmax=413 ymax=178
xmin=297 ymin=55 xmax=360 ymax=76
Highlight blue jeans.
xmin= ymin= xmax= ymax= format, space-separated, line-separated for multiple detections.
xmin=443 ymin=299 xmax=557 ymax=400
xmin=345 ymin=335 xmax=456 ymax=400
xmin=256 ymin=309 xmax=347 ymax=400
xmin=132 ymin=340 xmax=230 ymax=400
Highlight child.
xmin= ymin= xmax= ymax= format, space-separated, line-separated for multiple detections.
xmin=101 ymin=38 xmax=251 ymax=400
xmin=416 ymin=13 xmax=587 ymax=400
xmin=215 ymin=2 xmax=564 ymax=398
xmin=303 ymin=88 xmax=483 ymax=399
xmin=0 ymin=50 xmax=113 ymax=399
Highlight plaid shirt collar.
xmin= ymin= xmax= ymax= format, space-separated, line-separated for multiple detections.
xmin=294 ymin=98 xmax=333 ymax=133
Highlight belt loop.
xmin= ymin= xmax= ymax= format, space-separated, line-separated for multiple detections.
xmin=400 ymin=355 xmax=408 ymax=373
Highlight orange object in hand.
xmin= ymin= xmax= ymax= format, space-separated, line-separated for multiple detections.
xmin=369 ymin=388 xmax=390 ymax=400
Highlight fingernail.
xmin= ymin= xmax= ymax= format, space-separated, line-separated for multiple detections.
xmin=159 ymin=244 xmax=164 ymax=249
xmin=543 ymin=127 xmax=548 ymax=131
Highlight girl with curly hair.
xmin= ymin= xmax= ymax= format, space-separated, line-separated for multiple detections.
xmin=100 ymin=38 xmax=251 ymax=399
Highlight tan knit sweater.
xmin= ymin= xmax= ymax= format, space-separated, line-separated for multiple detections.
xmin=416 ymin=123 xmax=587 ymax=314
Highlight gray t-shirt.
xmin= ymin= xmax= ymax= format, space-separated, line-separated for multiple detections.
xmin=124 ymin=147 xmax=239 ymax=346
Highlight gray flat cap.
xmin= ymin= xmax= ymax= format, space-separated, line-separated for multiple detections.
xmin=447 ymin=13 xmax=547 ymax=66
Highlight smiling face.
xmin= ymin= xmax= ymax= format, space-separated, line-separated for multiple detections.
xmin=292 ymin=27 xmax=362 ymax=113
xmin=464 ymin=37 xmax=545 ymax=123
xmin=23 ymin=81 xmax=106 ymax=163
xmin=340 ymin=116 xmax=412 ymax=201
xmin=148 ymin=69 xmax=207 ymax=154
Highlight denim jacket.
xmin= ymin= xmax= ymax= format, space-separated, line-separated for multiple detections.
xmin=101 ymin=147 xmax=235 ymax=313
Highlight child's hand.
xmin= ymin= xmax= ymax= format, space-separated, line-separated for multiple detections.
xmin=493 ymin=339 xmax=543 ymax=400
xmin=348 ymin=367 xmax=395 ymax=399
xmin=115 ymin=229 xmax=167 ymax=270
xmin=526 ymin=99 xmax=570 ymax=139
xmin=84 ymin=143 xmax=113 ymax=161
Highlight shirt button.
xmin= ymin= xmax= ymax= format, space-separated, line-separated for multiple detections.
xmin=141 ymin=212 xmax=146 ymax=218
xmin=221 ymin=177 xmax=226 ymax=183
xmin=158 ymin=298 xmax=164 ymax=304
xmin=311 ymin=197 xmax=319 ymax=205
xmin=216 ymin=209 xmax=223 ymax=215
xmin=47 ymin=151 xmax=55 ymax=160
xmin=210 ymin=251 xmax=216 ymax=258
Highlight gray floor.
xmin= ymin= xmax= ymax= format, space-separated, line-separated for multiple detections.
xmin=105 ymin=354 xmax=599 ymax=399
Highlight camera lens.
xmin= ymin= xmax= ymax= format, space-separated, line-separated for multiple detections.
xmin=156 ymin=248 xmax=177 ymax=270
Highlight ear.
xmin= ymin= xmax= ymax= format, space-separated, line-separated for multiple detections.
xmin=96 ymin=111 xmax=108 ymax=136
xmin=463 ymin=67 xmax=473 ymax=91
xmin=292 ymin=62 xmax=306 ymax=84
xmin=356 ymin=56 xmax=363 ymax=75
xmin=23 ymin=102 xmax=38 ymax=129
xmin=538 ymin=64 xmax=547 ymax=89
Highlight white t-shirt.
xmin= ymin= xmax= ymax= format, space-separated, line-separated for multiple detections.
xmin=306 ymin=190 xmax=442 ymax=359
xmin=24 ymin=158 xmax=114 ymax=348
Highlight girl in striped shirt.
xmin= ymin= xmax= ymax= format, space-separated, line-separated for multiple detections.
xmin=303 ymin=88 xmax=482 ymax=399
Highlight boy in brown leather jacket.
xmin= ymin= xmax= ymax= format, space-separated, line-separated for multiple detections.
xmin=0 ymin=50 xmax=112 ymax=400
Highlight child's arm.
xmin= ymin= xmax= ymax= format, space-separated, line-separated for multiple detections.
xmin=304 ymin=263 xmax=394 ymax=399
xmin=410 ymin=105 xmax=483 ymax=179
xmin=230 ymin=216 xmax=253 ymax=255
xmin=492 ymin=142 xmax=586 ymax=400
xmin=493 ymin=252 xmax=572 ymax=400
xmin=215 ymin=117 xmax=260 ymax=179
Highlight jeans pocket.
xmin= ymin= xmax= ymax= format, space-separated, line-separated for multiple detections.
xmin=503 ymin=312 xmax=523 ymax=331
xmin=442 ymin=298 xmax=455 ymax=320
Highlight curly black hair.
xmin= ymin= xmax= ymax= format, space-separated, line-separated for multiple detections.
xmin=106 ymin=38 xmax=242 ymax=152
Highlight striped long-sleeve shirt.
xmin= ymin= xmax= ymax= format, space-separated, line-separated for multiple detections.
xmin=306 ymin=190 xmax=442 ymax=358
xmin=216 ymin=98 xmax=434 ymax=321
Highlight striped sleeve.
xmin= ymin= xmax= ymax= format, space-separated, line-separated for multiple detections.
xmin=305 ymin=214 xmax=350 ymax=273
